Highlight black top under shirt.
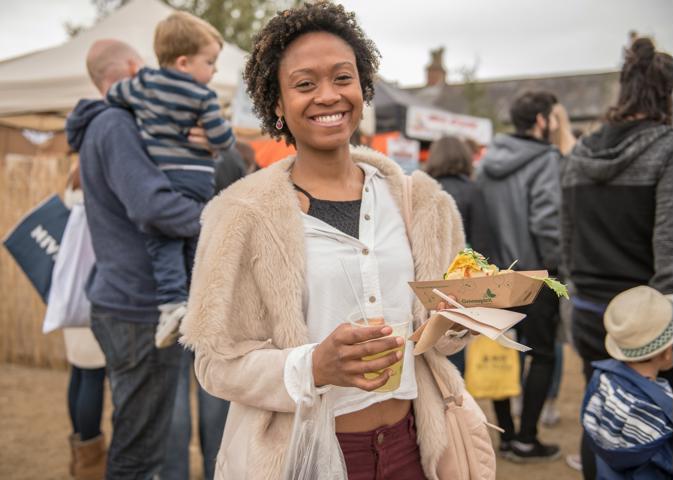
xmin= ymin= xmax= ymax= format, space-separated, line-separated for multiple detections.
xmin=293 ymin=184 xmax=361 ymax=239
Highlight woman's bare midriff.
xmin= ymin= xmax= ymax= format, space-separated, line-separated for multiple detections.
xmin=335 ymin=398 xmax=411 ymax=433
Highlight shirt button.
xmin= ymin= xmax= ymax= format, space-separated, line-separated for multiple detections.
xmin=362 ymin=248 xmax=369 ymax=255
xmin=369 ymin=296 xmax=376 ymax=303
xmin=377 ymin=433 xmax=384 ymax=444
xmin=365 ymin=187 xmax=370 ymax=193
xmin=364 ymin=214 xmax=371 ymax=221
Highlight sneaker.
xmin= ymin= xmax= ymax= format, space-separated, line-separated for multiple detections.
xmin=155 ymin=302 xmax=188 ymax=348
xmin=498 ymin=441 xmax=512 ymax=458
xmin=541 ymin=399 xmax=561 ymax=427
xmin=507 ymin=439 xmax=561 ymax=463
xmin=565 ymin=453 xmax=582 ymax=471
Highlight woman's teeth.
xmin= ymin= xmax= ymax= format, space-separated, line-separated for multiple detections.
xmin=314 ymin=113 xmax=344 ymax=123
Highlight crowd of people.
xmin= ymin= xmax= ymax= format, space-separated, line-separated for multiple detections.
xmin=424 ymin=35 xmax=673 ymax=478
xmin=53 ymin=1 xmax=671 ymax=479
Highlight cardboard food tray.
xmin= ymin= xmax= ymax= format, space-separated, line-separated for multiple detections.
xmin=409 ymin=270 xmax=548 ymax=310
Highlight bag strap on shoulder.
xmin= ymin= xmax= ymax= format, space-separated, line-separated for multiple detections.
xmin=429 ymin=361 xmax=460 ymax=404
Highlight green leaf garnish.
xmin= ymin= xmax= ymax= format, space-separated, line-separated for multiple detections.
xmin=462 ymin=248 xmax=492 ymax=270
xmin=531 ymin=276 xmax=569 ymax=299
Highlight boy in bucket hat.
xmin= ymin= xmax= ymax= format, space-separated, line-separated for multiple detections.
xmin=581 ymin=286 xmax=673 ymax=479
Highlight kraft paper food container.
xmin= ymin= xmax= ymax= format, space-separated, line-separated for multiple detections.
xmin=408 ymin=270 xmax=548 ymax=310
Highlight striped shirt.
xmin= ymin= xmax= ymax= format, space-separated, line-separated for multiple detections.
xmin=107 ymin=67 xmax=235 ymax=178
xmin=583 ymin=369 xmax=673 ymax=450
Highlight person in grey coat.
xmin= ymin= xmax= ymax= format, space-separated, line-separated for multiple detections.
xmin=476 ymin=91 xmax=565 ymax=462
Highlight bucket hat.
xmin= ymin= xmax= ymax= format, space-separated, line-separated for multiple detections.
xmin=604 ymin=286 xmax=673 ymax=362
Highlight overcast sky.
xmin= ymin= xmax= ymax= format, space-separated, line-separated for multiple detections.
xmin=1 ymin=0 xmax=672 ymax=86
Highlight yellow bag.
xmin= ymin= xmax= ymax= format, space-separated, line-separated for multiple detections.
xmin=464 ymin=335 xmax=521 ymax=400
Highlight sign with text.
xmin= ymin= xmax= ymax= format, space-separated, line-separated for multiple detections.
xmin=387 ymin=136 xmax=420 ymax=174
xmin=406 ymin=105 xmax=493 ymax=145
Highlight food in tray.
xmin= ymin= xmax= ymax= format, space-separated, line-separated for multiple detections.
xmin=443 ymin=248 xmax=569 ymax=299
xmin=443 ymin=248 xmax=508 ymax=279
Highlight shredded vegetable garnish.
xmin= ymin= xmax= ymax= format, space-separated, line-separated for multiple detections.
xmin=444 ymin=249 xmax=569 ymax=298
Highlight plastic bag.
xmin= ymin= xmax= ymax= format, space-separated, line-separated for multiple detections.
xmin=42 ymin=204 xmax=95 ymax=333
xmin=282 ymin=357 xmax=347 ymax=480
xmin=465 ymin=334 xmax=521 ymax=400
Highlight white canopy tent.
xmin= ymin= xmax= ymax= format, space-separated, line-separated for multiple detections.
xmin=0 ymin=0 xmax=247 ymax=126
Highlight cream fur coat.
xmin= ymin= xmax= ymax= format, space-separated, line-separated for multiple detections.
xmin=181 ymin=146 xmax=476 ymax=479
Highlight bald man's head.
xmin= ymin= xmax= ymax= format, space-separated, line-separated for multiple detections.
xmin=86 ymin=39 xmax=143 ymax=94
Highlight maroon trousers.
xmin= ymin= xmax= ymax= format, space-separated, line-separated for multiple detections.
xmin=336 ymin=409 xmax=427 ymax=480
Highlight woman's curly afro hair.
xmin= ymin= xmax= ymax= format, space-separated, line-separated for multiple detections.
xmin=243 ymin=1 xmax=380 ymax=145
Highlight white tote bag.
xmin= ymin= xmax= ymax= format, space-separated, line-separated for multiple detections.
xmin=42 ymin=204 xmax=95 ymax=333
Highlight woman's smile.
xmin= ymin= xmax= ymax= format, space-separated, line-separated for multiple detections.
xmin=309 ymin=111 xmax=350 ymax=127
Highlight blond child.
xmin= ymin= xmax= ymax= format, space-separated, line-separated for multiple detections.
xmin=106 ymin=12 xmax=235 ymax=347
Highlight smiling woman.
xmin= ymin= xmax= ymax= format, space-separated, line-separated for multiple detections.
xmin=178 ymin=2 xmax=486 ymax=480
xmin=276 ymin=31 xmax=364 ymax=155
xmin=243 ymin=3 xmax=379 ymax=146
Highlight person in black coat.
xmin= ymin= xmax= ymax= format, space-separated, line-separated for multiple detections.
xmin=424 ymin=135 xmax=493 ymax=257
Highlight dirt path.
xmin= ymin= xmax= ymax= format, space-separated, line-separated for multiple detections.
xmin=0 ymin=346 xmax=584 ymax=479
xmin=479 ymin=344 xmax=584 ymax=480
xmin=0 ymin=364 xmax=201 ymax=480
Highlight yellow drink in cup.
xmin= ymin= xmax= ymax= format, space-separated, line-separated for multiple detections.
xmin=350 ymin=308 xmax=411 ymax=393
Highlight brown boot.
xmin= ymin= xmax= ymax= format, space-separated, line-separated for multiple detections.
xmin=73 ymin=434 xmax=107 ymax=480
xmin=68 ymin=433 xmax=80 ymax=477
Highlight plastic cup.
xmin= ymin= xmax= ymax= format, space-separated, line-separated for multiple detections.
xmin=349 ymin=307 xmax=412 ymax=393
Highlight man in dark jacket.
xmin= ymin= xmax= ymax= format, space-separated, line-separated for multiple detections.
xmin=66 ymin=39 xmax=202 ymax=478
xmin=477 ymin=91 xmax=564 ymax=462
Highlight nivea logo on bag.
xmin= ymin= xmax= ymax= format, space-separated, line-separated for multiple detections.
xmin=30 ymin=225 xmax=60 ymax=261
xmin=3 ymin=194 xmax=70 ymax=302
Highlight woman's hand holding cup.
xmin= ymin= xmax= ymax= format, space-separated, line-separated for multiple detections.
xmin=312 ymin=323 xmax=405 ymax=391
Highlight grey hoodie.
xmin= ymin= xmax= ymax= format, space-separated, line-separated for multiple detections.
xmin=476 ymin=133 xmax=561 ymax=271
xmin=561 ymin=122 xmax=673 ymax=303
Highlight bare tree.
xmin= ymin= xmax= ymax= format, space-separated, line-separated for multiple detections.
xmin=460 ymin=59 xmax=503 ymax=132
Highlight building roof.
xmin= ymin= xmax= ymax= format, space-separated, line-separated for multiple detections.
xmin=406 ymin=70 xmax=620 ymax=125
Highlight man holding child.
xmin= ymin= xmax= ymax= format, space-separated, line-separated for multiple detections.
xmin=66 ymin=11 xmax=233 ymax=479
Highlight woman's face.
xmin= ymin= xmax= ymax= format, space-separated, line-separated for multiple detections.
xmin=276 ymin=31 xmax=364 ymax=153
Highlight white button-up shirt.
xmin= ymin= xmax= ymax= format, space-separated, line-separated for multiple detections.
xmin=284 ymin=163 xmax=418 ymax=416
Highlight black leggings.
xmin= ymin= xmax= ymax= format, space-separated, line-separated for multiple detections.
xmin=67 ymin=365 xmax=106 ymax=441
xmin=493 ymin=287 xmax=560 ymax=443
